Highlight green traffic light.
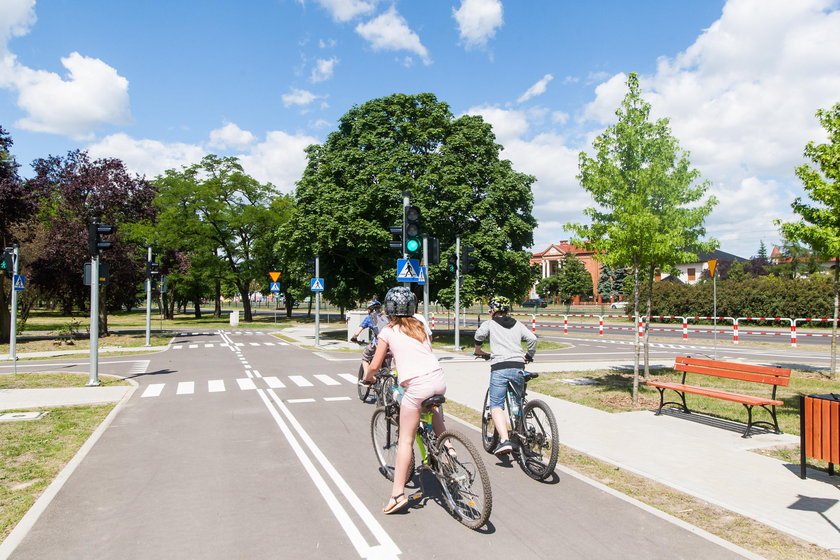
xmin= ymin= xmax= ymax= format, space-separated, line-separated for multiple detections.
xmin=406 ymin=238 xmax=421 ymax=253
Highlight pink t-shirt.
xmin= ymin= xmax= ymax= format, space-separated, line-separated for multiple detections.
xmin=378 ymin=322 xmax=442 ymax=384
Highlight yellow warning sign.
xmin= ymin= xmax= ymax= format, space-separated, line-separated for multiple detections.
xmin=707 ymin=259 xmax=717 ymax=277
xmin=268 ymin=271 xmax=281 ymax=282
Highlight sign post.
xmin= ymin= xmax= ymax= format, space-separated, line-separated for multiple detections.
xmin=313 ymin=257 xmax=321 ymax=346
xmin=145 ymin=247 xmax=152 ymax=346
xmin=9 ymin=245 xmax=19 ymax=366
xmin=88 ymin=251 xmax=101 ymax=386
xmin=269 ymin=272 xmax=281 ymax=325
xmin=708 ymin=259 xmax=718 ymax=359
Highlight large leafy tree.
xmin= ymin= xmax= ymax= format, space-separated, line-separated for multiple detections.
xmin=26 ymin=150 xmax=156 ymax=332
xmin=598 ymin=264 xmax=628 ymax=302
xmin=281 ymin=93 xmax=537 ymax=311
xmin=153 ymin=155 xmax=287 ymax=322
xmin=556 ymin=252 xmax=593 ymax=304
xmin=777 ymin=102 xmax=840 ymax=378
xmin=567 ymin=73 xmax=717 ymax=403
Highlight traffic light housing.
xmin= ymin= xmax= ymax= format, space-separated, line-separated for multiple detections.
xmin=461 ymin=245 xmax=476 ymax=274
xmin=88 ymin=219 xmax=115 ymax=257
xmin=1 ymin=248 xmax=13 ymax=278
xmin=427 ymin=237 xmax=440 ymax=265
xmin=146 ymin=261 xmax=160 ymax=279
xmin=306 ymin=259 xmax=316 ymax=275
xmin=447 ymin=253 xmax=457 ymax=274
xmin=388 ymin=226 xmax=402 ymax=251
xmin=404 ymin=206 xmax=421 ymax=256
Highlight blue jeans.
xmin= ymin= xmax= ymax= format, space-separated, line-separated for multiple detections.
xmin=488 ymin=368 xmax=524 ymax=410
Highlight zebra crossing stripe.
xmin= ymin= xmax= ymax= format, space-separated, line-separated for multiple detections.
xmin=314 ymin=374 xmax=340 ymax=386
xmin=264 ymin=376 xmax=285 ymax=388
xmin=208 ymin=380 xmax=225 ymax=392
xmin=287 ymin=398 xmax=316 ymax=403
xmin=324 ymin=397 xmax=351 ymax=402
xmin=289 ymin=376 xmax=313 ymax=387
xmin=173 ymin=345 xmax=183 ymax=349
xmin=142 ymin=384 xmax=165 ymax=398
xmin=264 ymin=343 xmax=276 ymax=346
xmin=204 ymin=343 xmax=214 ymax=348
xmin=338 ymin=373 xmax=357 ymax=383
xmin=177 ymin=381 xmax=195 ymax=395
xmin=237 ymin=378 xmax=257 ymax=390
xmin=249 ymin=343 xmax=260 ymax=346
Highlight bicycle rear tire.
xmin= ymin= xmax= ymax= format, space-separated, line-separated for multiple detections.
xmin=480 ymin=389 xmax=499 ymax=453
xmin=433 ymin=430 xmax=492 ymax=530
xmin=357 ymin=363 xmax=372 ymax=402
xmin=378 ymin=373 xmax=397 ymax=407
xmin=517 ymin=399 xmax=559 ymax=481
xmin=370 ymin=407 xmax=413 ymax=482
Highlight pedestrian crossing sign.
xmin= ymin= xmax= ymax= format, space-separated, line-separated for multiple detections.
xmin=396 ymin=259 xmax=420 ymax=282
xmin=310 ymin=278 xmax=325 ymax=292
xmin=13 ymin=274 xmax=24 ymax=291
xmin=417 ymin=266 xmax=426 ymax=285
xmin=269 ymin=281 xmax=281 ymax=292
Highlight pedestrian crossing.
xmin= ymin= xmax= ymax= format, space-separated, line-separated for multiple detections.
xmin=139 ymin=372 xmax=359 ymax=400
xmin=170 ymin=341 xmax=288 ymax=349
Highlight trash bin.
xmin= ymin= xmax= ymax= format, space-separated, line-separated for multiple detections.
xmin=230 ymin=310 xmax=240 ymax=327
xmin=347 ymin=311 xmax=368 ymax=342
xmin=800 ymin=394 xmax=840 ymax=479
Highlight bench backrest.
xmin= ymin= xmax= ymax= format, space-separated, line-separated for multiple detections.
xmin=674 ymin=356 xmax=791 ymax=387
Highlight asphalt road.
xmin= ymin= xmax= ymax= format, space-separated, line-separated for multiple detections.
xmin=5 ymin=330 xmax=755 ymax=559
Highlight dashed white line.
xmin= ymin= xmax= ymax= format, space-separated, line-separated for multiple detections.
xmin=176 ymin=381 xmax=195 ymax=395
xmin=264 ymin=376 xmax=285 ymax=388
xmin=208 ymin=380 xmax=225 ymax=392
xmin=314 ymin=374 xmax=341 ymax=386
xmin=141 ymin=384 xmax=165 ymax=398
xmin=237 ymin=378 xmax=257 ymax=390
xmin=289 ymin=376 xmax=314 ymax=387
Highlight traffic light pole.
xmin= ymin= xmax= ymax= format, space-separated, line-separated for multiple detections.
xmin=314 ymin=255 xmax=320 ymax=347
xmin=145 ymin=246 xmax=152 ymax=346
xmin=454 ymin=235 xmax=461 ymax=350
xmin=88 ymin=253 xmax=101 ymax=386
xmin=422 ymin=234 xmax=429 ymax=319
xmin=9 ymin=244 xmax=19 ymax=365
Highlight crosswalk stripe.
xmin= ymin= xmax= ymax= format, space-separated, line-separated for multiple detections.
xmin=142 ymin=384 xmax=165 ymax=398
xmin=173 ymin=345 xmax=183 ymax=349
xmin=176 ymin=381 xmax=195 ymax=395
xmin=338 ymin=373 xmax=358 ymax=383
xmin=289 ymin=376 xmax=313 ymax=387
xmin=237 ymin=378 xmax=257 ymax=390
xmin=287 ymin=398 xmax=316 ymax=403
xmin=264 ymin=376 xmax=285 ymax=388
xmin=314 ymin=374 xmax=340 ymax=386
xmin=249 ymin=342 xmax=260 ymax=346
xmin=264 ymin=343 xmax=276 ymax=346
xmin=204 ymin=343 xmax=214 ymax=348
xmin=324 ymin=397 xmax=352 ymax=402
xmin=188 ymin=344 xmax=198 ymax=349
xmin=208 ymin=380 xmax=225 ymax=392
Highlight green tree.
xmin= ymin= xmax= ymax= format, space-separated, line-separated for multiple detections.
xmin=556 ymin=252 xmax=593 ymax=304
xmin=536 ymin=274 xmax=562 ymax=302
xmin=153 ymin=155 xmax=286 ymax=322
xmin=598 ymin=264 xmax=628 ymax=301
xmin=281 ymin=93 xmax=537 ymax=311
xmin=567 ymin=73 xmax=717 ymax=403
xmin=777 ymin=102 xmax=840 ymax=378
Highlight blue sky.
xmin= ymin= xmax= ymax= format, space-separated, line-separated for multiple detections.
xmin=2 ymin=0 xmax=840 ymax=259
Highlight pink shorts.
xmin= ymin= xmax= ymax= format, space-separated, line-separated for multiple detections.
xmin=399 ymin=370 xmax=447 ymax=411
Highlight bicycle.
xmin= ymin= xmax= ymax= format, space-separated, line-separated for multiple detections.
xmin=370 ymin=394 xmax=492 ymax=529
xmin=476 ymin=355 xmax=559 ymax=481
xmin=354 ymin=339 xmax=393 ymax=404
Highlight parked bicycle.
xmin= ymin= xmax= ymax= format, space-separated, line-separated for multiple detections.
xmin=476 ymin=355 xmax=559 ymax=481
xmin=370 ymin=394 xmax=492 ymax=529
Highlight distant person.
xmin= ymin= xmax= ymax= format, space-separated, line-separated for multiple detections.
xmin=473 ymin=296 xmax=537 ymax=456
xmin=366 ymin=286 xmax=446 ymax=514
xmin=351 ymin=300 xmax=389 ymax=378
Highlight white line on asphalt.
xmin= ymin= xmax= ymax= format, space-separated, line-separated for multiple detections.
xmin=286 ymin=398 xmax=316 ymax=403
xmin=237 ymin=378 xmax=257 ymax=390
xmin=314 ymin=374 xmax=341 ymax=386
xmin=289 ymin=376 xmax=314 ymax=387
xmin=204 ymin=344 xmax=214 ymax=348
xmin=338 ymin=373 xmax=358 ymax=383
xmin=188 ymin=344 xmax=198 ymax=349
xmin=323 ymin=397 xmax=352 ymax=402
xmin=176 ymin=381 xmax=195 ymax=395
xmin=208 ymin=380 xmax=225 ymax=392
xmin=264 ymin=376 xmax=285 ymax=388
xmin=252 ymin=370 xmax=262 ymax=378
xmin=262 ymin=389 xmax=400 ymax=559
xmin=264 ymin=343 xmax=276 ymax=346
xmin=313 ymin=352 xmax=358 ymax=362
xmin=141 ymin=384 xmax=165 ymax=398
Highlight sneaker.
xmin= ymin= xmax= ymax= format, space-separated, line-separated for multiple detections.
xmin=493 ymin=440 xmax=512 ymax=456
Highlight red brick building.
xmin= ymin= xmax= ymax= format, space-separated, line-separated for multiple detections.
xmin=529 ymin=241 xmax=601 ymax=301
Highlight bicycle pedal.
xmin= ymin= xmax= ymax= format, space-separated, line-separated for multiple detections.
xmin=408 ymin=492 xmax=423 ymax=500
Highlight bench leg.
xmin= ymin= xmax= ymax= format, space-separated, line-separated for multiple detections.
xmin=742 ymin=405 xmax=754 ymax=438
xmin=653 ymin=387 xmax=690 ymax=416
xmin=742 ymin=404 xmax=781 ymax=438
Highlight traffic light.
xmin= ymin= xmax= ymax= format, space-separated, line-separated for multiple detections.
xmin=146 ymin=261 xmax=160 ymax=279
xmin=427 ymin=237 xmax=440 ymax=265
xmin=1 ymin=248 xmax=13 ymax=278
xmin=388 ymin=225 xmax=402 ymax=251
xmin=306 ymin=259 xmax=316 ymax=275
xmin=461 ymin=245 xmax=476 ymax=274
xmin=404 ymin=206 xmax=421 ymax=256
xmin=88 ymin=219 xmax=115 ymax=257
xmin=447 ymin=253 xmax=457 ymax=274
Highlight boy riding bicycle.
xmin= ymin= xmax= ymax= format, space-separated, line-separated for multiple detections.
xmin=351 ymin=300 xmax=390 ymax=379
xmin=473 ymin=296 xmax=537 ymax=456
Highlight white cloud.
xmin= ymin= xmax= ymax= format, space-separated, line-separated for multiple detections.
xmin=87 ymin=133 xmax=205 ymax=179
xmin=310 ymin=57 xmax=339 ymax=82
xmin=0 ymin=0 xmax=35 ymax=49
xmin=281 ymin=87 xmax=325 ymax=107
xmin=208 ymin=122 xmax=256 ymax=150
xmin=355 ymin=7 xmax=431 ymax=65
xmin=517 ymin=74 xmax=553 ymax=103
xmin=464 ymin=105 xmax=528 ymax=145
xmin=452 ymin=0 xmax=503 ymax=49
xmin=239 ymin=130 xmax=319 ymax=191
xmin=302 ymin=0 xmax=378 ymax=22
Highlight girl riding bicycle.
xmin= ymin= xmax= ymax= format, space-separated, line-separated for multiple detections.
xmin=365 ymin=286 xmax=446 ymax=514
xmin=473 ymin=295 xmax=537 ymax=456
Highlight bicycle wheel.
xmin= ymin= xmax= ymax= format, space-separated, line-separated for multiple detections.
xmin=433 ymin=430 xmax=492 ymax=530
xmin=370 ymin=407 xmax=413 ymax=482
xmin=480 ymin=389 xmax=498 ymax=453
xmin=378 ymin=372 xmax=396 ymax=407
xmin=517 ymin=399 xmax=559 ymax=481
xmin=357 ymin=363 xmax=372 ymax=402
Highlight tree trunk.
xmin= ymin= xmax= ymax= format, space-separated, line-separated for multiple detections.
xmin=0 ymin=278 xmax=9 ymax=340
xmin=240 ymin=284 xmax=253 ymax=321
xmin=632 ymin=263 xmax=640 ymax=406
xmin=643 ymin=264 xmax=653 ymax=381
xmin=193 ymin=297 xmax=202 ymax=319
xmin=214 ymin=278 xmax=222 ymax=318
xmin=99 ymin=286 xmax=109 ymax=336
xmin=832 ymin=259 xmax=838 ymax=380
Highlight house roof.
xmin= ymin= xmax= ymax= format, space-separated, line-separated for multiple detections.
xmin=697 ymin=249 xmax=746 ymax=262
xmin=533 ymin=241 xmax=595 ymax=258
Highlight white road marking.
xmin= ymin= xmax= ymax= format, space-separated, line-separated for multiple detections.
xmin=237 ymin=378 xmax=257 ymax=390
xmin=176 ymin=381 xmax=195 ymax=395
xmin=188 ymin=344 xmax=198 ymax=349
xmin=264 ymin=343 xmax=276 ymax=346
xmin=252 ymin=370 xmax=262 ymax=378
xmin=286 ymin=398 xmax=316 ymax=403
xmin=141 ymin=384 xmax=165 ymax=398
xmin=289 ymin=376 xmax=313 ymax=387
xmin=324 ymin=397 xmax=352 ymax=402
xmin=264 ymin=376 xmax=285 ymax=388
xmin=208 ymin=380 xmax=225 ymax=392
xmin=173 ymin=345 xmax=183 ymax=350
xmin=204 ymin=343 xmax=214 ymax=348
xmin=314 ymin=374 xmax=340 ymax=386
xmin=250 ymin=343 xmax=261 ymax=346
xmin=338 ymin=373 xmax=358 ymax=383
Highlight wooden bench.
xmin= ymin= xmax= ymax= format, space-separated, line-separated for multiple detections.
xmin=646 ymin=356 xmax=791 ymax=438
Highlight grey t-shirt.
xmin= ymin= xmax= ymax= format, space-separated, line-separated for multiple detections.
xmin=474 ymin=315 xmax=537 ymax=369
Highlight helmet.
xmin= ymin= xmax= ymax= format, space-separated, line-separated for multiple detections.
xmin=488 ymin=296 xmax=511 ymax=313
xmin=384 ymin=287 xmax=417 ymax=317
xmin=366 ymin=300 xmax=381 ymax=311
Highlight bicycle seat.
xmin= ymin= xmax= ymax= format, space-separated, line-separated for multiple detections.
xmin=523 ymin=371 xmax=539 ymax=381
xmin=421 ymin=394 xmax=446 ymax=409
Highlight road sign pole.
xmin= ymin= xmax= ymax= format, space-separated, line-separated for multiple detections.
xmin=455 ymin=235 xmax=460 ymax=350
xmin=315 ymin=255 xmax=320 ymax=348
xmin=9 ymin=244 xmax=19 ymax=364
xmin=422 ymin=234 xmax=429 ymax=319
xmin=88 ymin=253 xmax=101 ymax=386
xmin=145 ymin=246 xmax=152 ymax=346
